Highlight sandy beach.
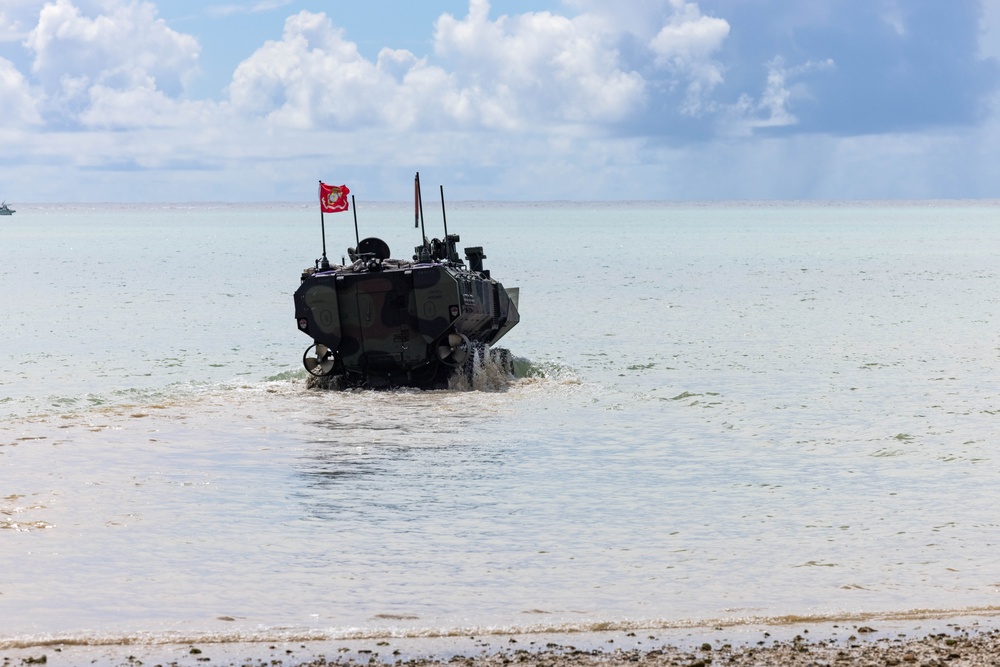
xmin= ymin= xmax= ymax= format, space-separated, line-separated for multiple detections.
xmin=6 ymin=618 xmax=1000 ymax=667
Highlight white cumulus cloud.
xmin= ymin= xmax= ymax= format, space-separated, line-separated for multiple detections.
xmin=434 ymin=0 xmax=645 ymax=126
xmin=1 ymin=0 xmax=998 ymax=202
xmin=647 ymin=0 xmax=730 ymax=115
xmin=24 ymin=0 xmax=200 ymax=123
xmin=227 ymin=1 xmax=646 ymax=133
xmin=0 ymin=56 xmax=42 ymax=124
xmin=228 ymin=11 xmax=445 ymax=130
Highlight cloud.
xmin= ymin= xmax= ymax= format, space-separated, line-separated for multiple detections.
xmin=28 ymin=0 xmax=992 ymax=143
xmin=0 ymin=55 xmax=41 ymax=124
xmin=2 ymin=0 xmax=1000 ymax=202
xmin=433 ymin=0 xmax=645 ymax=126
xmin=227 ymin=1 xmax=647 ymax=133
xmin=206 ymin=0 xmax=295 ymax=19
xmin=703 ymin=0 xmax=1000 ymax=135
xmin=0 ymin=10 xmax=26 ymax=43
xmin=647 ymin=0 xmax=730 ymax=115
xmin=719 ymin=56 xmax=835 ymax=137
xmin=227 ymin=11 xmax=433 ymax=129
xmin=80 ymin=82 xmax=217 ymax=130
xmin=24 ymin=0 xmax=200 ymax=124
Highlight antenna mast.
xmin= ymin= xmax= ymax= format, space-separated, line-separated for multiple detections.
xmin=351 ymin=194 xmax=359 ymax=247
xmin=318 ymin=180 xmax=329 ymax=270
xmin=415 ymin=172 xmax=430 ymax=260
xmin=439 ymin=185 xmax=449 ymax=239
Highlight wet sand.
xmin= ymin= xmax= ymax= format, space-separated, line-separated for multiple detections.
xmin=6 ymin=618 xmax=1000 ymax=667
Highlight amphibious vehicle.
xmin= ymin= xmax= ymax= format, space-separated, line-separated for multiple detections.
xmin=293 ymin=173 xmax=519 ymax=388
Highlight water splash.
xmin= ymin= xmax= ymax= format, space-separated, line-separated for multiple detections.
xmin=448 ymin=346 xmax=517 ymax=392
xmin=305 ymin=347 xmax=540 ymax=392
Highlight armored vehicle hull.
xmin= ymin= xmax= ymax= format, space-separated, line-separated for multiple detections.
xmin=294 ymin=229 xmax=519 ymax=388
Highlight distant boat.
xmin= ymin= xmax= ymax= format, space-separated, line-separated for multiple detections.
xmin=0 ymin=201 xmax=14 ymax=215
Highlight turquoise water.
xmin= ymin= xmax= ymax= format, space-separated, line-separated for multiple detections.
xmin=2 ymin=201 xmax=1000 ymax=650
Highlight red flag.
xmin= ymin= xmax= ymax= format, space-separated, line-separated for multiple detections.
xmin=319 ymin=182 xmax=350 ymax=213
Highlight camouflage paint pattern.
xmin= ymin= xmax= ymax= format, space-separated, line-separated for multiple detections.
xmin=294 ymin=245 xmax=519 ymax=388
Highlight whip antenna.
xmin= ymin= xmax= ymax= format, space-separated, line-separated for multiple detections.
xmin=440 ymin=185 xmax=449 ymax=238
xmin=415 ymin=172 xmax=429 ymax=260
xmin=352 ymin=195 xmax=359 ymax=247
xmin=317 ymin=180 xmax=329 ymax=269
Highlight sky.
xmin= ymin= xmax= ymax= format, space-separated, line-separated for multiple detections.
xmin=1 ymin=0 xmax=1000 ymax=202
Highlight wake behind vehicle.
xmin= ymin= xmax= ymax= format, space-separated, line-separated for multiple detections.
xmin=293 ymin=174 xmax=520 ymax=389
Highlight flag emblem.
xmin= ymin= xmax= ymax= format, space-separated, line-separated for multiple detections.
xmin=319 ymin=182 xmax=350 ymax=213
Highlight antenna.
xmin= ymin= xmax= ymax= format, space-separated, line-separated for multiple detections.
xmin=439 ymin=185 xmax=449 ymax=238
xmin=415 ymin=172 xmax=429 ymax=261
xmin=318 ymin=180 xmax=329 ymax=270
xmin=351 ymin=194 xmax=359 ymax=247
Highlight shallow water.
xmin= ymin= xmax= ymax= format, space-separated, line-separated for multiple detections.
xmin=2 ymin=201 xmax=1000 ymax=650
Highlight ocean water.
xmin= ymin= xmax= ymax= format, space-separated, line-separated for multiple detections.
xmin=2 ymin=201 xmax=1000 ymax=654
